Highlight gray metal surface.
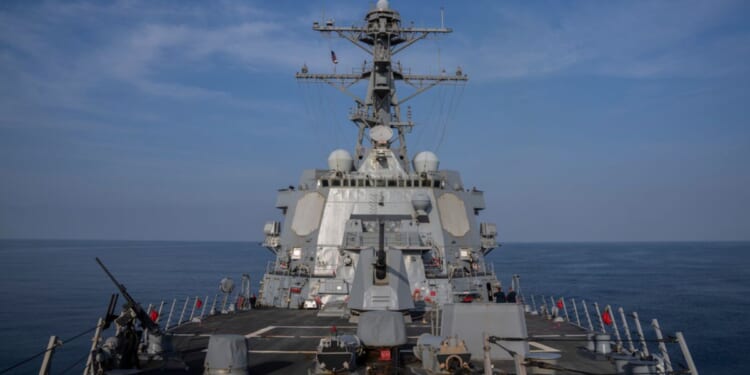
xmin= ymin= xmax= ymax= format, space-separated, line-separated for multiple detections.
xmin=356 ymin=311 xmax=407 ymax=347
xmin=441 ymin=303 xmax=529 ymax=360
xmin=347 ymin=248 xmax=414 ymax=314
xmin=203 ymin=335 xmax=249 ymax=374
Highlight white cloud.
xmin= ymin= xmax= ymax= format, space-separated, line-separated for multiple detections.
xmin=2 ymin=0 xmax=748 ymax=126
xmin=0 ymin=1 xmax=324 ymax=128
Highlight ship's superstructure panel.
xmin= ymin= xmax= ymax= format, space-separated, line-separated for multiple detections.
xmin=259 ymin=1 xmax=498 ymax=312
xmin=260 ymin=152 xmax=498 ymax=309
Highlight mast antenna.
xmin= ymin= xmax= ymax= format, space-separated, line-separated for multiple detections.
xmin=297 ymin=4 xmax=467 ymax=169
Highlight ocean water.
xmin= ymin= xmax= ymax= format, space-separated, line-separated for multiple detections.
xmin=0 ymin=240 xmax=747 ymax=374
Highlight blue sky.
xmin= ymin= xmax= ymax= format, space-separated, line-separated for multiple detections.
xmin=1 ymin=0 xmax=748 ymax=241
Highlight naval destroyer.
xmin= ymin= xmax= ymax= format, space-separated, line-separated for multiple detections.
xmin=22 ymin=2 xmax=700 ymax=374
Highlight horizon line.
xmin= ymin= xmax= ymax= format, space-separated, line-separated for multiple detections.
xmin=1 ymin=237 xmax=748 ymax=244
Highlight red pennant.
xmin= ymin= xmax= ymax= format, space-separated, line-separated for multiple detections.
xmin=556 ymin=299 xmax=564 ymax=309
xmin=149 ymin=310 xmax=159 ymax=322
xmin=602 ymin=310 xmax=613 ymax=326
xmin=196 ymin=298 xmax=203 ymax=309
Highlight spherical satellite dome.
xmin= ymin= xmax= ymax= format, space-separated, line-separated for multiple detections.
xmin=413 ymin=151 xmax=439 ymax=174
xmin=328 ymin=149 xmax=353 ymax=172
xmin=219 ymin=277 xmax=235 ymax=294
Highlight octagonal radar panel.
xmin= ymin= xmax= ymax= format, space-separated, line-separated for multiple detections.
xmin=413 ymin=151 xmax=439 ymax=174
xmin=370 ymin=125 xmax=393 ymax=144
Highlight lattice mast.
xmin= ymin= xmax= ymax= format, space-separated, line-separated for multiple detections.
xmin=296 ymin=0 xmax=467 ymax=171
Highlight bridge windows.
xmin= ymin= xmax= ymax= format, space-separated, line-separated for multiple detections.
xmin=318 ymin=177 xmax=445 ymax=189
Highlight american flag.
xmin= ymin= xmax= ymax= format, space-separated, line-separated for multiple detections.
xmin=330 ymin=50 xmax=338 ymax=64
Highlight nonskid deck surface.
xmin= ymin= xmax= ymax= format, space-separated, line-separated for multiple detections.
xmin=158 ymin=307 xmax=617 ymax=374
xmin=524 ymin=314 xmax=618 ymax=374
xmin=167 ymin=309 xmax=332 ymax=374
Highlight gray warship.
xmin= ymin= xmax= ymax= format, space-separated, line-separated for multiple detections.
xmin=26 ymin=1 xmax=701 ymax=374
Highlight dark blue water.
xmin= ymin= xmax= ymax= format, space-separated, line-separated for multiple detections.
xmin=0 ymin=240 xmax=747 ymax=374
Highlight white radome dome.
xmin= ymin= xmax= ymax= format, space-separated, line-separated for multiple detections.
xmin=413 ymin=151 xmax=439 ymax=174
xmin=328 ymin=149 xmax=353 ymax=172
xmin=411 ymin=192 xmax=431 ymax=214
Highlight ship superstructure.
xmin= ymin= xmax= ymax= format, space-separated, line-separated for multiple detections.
xmin=259 ymin=0 xmax=499 ymax=314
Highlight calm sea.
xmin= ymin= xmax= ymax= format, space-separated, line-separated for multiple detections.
xmin=0 ymin=240 xmax=747 ymax=374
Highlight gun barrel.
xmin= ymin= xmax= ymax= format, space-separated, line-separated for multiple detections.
xmin=95 ymin=258 xmax=161 ymax=334
xmin=375 ymin=222 xmax=387 ymax=280
xmin=96 ymin=257 xmax=126 ymax=292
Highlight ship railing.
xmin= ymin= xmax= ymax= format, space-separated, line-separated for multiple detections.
xmin=524 ymin=293 xmax=700 ymax=375
xmin=264 ymin=260 xmax=325 ymax=277
xmin=6 ymin=325 xmax=100 ymax=375
xmin=423 ymin=262 xmax=443 ymax=278
xmin=21 ymin=293 xmax=251 ymax=375
xmin=447 ymin=262 xmax=496 ymax=280
xmin=140 ymin=290 xmax=256 ymax=333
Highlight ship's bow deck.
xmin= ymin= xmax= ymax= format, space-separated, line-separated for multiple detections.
xmin=158 ymin=307 xmax=619 ymax=374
